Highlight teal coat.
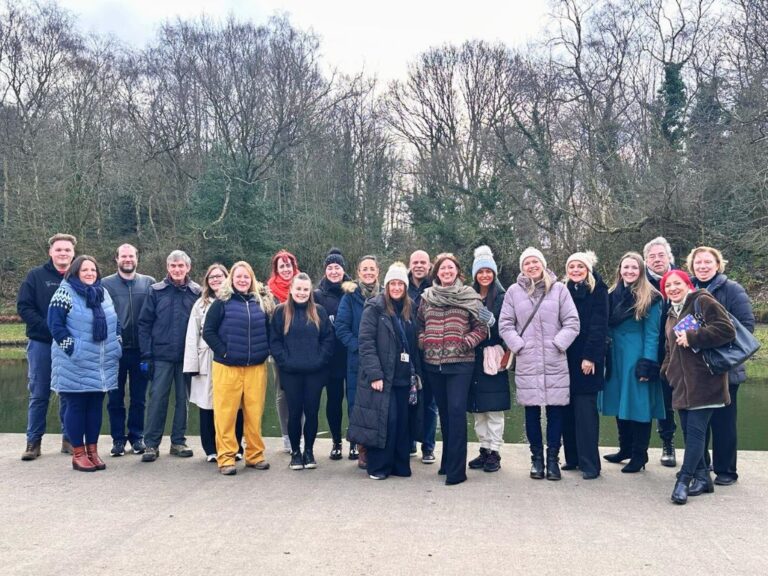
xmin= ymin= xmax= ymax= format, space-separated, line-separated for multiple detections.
xmin=598 ymin=300 xmax=665 ymax=422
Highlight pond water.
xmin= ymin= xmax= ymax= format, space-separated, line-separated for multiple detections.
xmin=2 ymin=359 xmax=766 ymax=450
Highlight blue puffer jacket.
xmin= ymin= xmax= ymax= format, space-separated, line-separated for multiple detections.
xmin=696 ymin=273 xmax=755 ymax=386
xmin=203 ymin=292 xmax=270 ymax=366
xmin=336 ymin=282 xmax=379 ymax=393
xmin=138 ymin=276 xmax=201 ymax=362
xmin=49 ymin=281 xmax=121 ymax=393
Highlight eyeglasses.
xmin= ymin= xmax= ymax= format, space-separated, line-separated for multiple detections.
xmin=208 ymin=274 xmax=226 ymax=280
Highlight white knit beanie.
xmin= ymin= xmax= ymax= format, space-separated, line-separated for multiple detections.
xmin=566 ymin=250 xmax=597 ymax=273
xmin=472 ymin=245 xmax=498 ymax=278
xmin=384 ymin=262 xmax=409 ymax=286
xmin=519 ymin=247 xmax=547 ymax=270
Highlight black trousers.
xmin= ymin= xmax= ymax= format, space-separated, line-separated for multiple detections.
xmin=280 ymin=370 xmax=328 ymax=453
xmin=679 ymin=408 xmax=714 ymax=477
xmin=199 ymin=407 xmax=243 ymax=457
xmin=366 ymin=386 xmax=412 ymax=478
xmin=656 ymin=378 xmax=677 ymax=442
xmin=562 ymin=393 xmax=601 ymax=476
xmin=430 ymin=370 xmax=472 ymax=484
xmin=705 ymin=384 xmax=739 ymax=479
xmin=324 ymin=376 xmax=345 ymax=444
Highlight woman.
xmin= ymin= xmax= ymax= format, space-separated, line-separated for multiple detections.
xmin=349 ymin=263 xmax=423 ymax=480
xmin=467 ymin=246 xmax=510 ymax=473
xmin=48 ymin=255 xmax=121 ymax=472
xmin=336 ymin=255 xmax=381 ymax=465
xmin=499 ymin=247 xmax=579 ymax=481
xmin=660 ymin=270 xmax=735 ymax=504
xmin=599 ymin=252 xmax=665 ymax=473
xmin=418 ymin=253 xmax=490 ymax=485
xmin=270 ymin=273 xmax=334 ymax=470
xmin=183 ymin=264 xmax=243 ymax=463
xmin=561 ymin=251 xmax=609 ymax=480
xmin=313 ymin=248 xmax=352 ymax=460
xmin=203 ymin=261 xmax=274 ymax=476
xmin=267 ymin=249 xmax=300 ymax=453
xmin=687 ymin=246 xmax=755 ymax=486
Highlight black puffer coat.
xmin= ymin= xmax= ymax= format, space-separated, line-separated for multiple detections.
xmin=566 ymin=272 xmax=609 ymax=395
xmin=347 ymin=295 xmax=423 ymax=449
xmin=314 ymin=276 xmax=350 ymax=380
xmin=469 ymin=280 xmax=511 ymax=412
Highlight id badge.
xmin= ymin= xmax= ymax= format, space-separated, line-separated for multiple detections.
xmin=400 ymin=352 xmax=410 ymax=363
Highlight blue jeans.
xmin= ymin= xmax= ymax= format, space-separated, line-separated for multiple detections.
xmin=26 ymin=339 xmax=67 ymax=443
xmin=421 ymin=377 xmax=438 ymax=453
xmin=525 ymin=405 xmax=565 ymax=451
xmin=144 ymin=361 xmax=188 ymax=448
xmin=107 ymin=348 xmax=148 ymax=444
xmin=60 ymin=392 xmax=105 ymax=447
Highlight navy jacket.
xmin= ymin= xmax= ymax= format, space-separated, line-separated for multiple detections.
xmin=103 ymin=273 xmax=155 ymax=350
xmin=138 ymin=276 xmax=201 ymax=362
xmin=17 ymin=260 xmax=66 ymax=343
xmin=203 ymin=292 xmax=270 ymax=367
xmin=314 ymin=277 xmax=349 ymax=379
xmin=566 ymin=272 xmax=609 ymax=395
xmin=407 ymin=273 xmax=432 ymax=311
xmin=270 ymin=303 xmax=334 ymax=373
xmin=696 ymin=273 xmax=755 ymax=386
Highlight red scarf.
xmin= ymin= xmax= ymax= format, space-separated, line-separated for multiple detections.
xmin=268 ymin=275 xmax=292 ymax=303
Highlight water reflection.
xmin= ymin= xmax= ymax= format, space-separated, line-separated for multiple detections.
xmin=2 ymin=359 xmax=766 ymax=449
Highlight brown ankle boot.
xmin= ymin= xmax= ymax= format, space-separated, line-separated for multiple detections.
xmin=86 ymin=444 xmax=106 ymax=470
xmin=21 ymin=440 xmax=42 ymax=461
xmin=357 ymin=444 xmax=368 ymax=469
xmin=72 ymin=446 xmax=97 ymax=472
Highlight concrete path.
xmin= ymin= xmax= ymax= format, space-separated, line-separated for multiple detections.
xmin=1 ymin=433 xmax=765 ymax=576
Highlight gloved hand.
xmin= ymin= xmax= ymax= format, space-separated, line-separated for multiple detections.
xmin=140 ymin=361 xmax=154 ymax=379
xmin=478 ymin=306 xmax=496 ymax=328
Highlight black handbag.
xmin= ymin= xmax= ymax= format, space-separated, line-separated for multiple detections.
xmin=693 ymin=298 xmax=761 ymax=375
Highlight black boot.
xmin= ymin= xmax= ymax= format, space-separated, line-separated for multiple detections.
xmin=689 ymin=468 xmax=715 ymax=496
xmin=671 ymin=474 xmax=692 ymax=505
xmin=529 ymin=447 xmax=544 ymax=480
xmin=546 ymin=448 xmax=561 ymax=481
xmin=622 ymin=421 xmax=650 ymax=473
xmin=483 ymin=450 xmax=501 ymax=473
xmin=468 ymin=448 xmax=489 ymax=470
xmin=660 ymin=439 xmax=677 ymax=467
xmin=604 ymin=418 xmax=632 ymax=463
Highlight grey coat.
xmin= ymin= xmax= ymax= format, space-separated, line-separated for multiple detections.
xmin=499 ymin=272 xmax=580 ymax=406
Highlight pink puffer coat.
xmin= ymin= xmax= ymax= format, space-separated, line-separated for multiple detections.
xmin=499 ymin=271 xmax=580 ymax=406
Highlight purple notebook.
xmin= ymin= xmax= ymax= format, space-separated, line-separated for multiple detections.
xmin=673 ymin=314 xmax=701 ymax=333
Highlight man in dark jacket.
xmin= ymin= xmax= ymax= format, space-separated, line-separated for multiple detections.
xmin=18 ymin=233 xmax=76 ymax=460
xmin=137 ymin=250 xmax=201 ymax=463
xmin=103 ymin=244 xmax=155 ymax=457
xmin=643 ymin=236 xmax=678 ymax=467
xmin=408 ymin=249 xmax=438 ymax=464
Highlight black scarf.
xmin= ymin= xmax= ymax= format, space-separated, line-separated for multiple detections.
xmin=318 ymin=275 xmax=350 ymax=297
xmin=69 ymin=276 xmax=108 ymax=342
xmin=608 ymin=282 xmax=636 ymax=327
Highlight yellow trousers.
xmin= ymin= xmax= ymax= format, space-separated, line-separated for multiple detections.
xmin=212 ymin=361 xmax=267 ymax=467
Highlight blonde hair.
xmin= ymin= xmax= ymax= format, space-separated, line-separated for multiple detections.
xmin=609 ymin=252 xmax=659 ymax=320
xmin=563 ymin=271 xmax=596 ymax=293
xmin=283 ymin=272 xmax=321 ymax=335
xmin=219 ymin=261 xmax=268 ymax=313
xmin=686 ymin=246 xmax=727 ymax=275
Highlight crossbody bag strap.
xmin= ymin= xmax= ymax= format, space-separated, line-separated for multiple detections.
xmin=519 ymin=292 xmax=547 ymax=337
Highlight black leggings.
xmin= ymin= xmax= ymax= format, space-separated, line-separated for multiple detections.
xmin=280 ymin=370 xmax=328 ymax=453
xmin=199 ymin=407 xmax=243 ymax=457
xmin=325 ymin=376 xmax=345 ymax=444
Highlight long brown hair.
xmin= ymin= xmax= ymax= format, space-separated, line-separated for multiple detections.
xmin=283 ymin=272 xmax=321 ymax=335
xmin=609 ymin=252 xmax=660 ymax=320
xmin=383 ymin=283 xmax=412 ymax=322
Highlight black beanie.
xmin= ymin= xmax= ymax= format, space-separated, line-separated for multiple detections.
xmin=324 ymin=248 xmax=346 ymax=270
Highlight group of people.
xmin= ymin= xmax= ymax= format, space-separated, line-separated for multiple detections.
xmin=17 ymin=234 xmax=754 ymax=503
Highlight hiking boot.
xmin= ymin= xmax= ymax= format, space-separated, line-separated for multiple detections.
xmin=468 ymin=448 xmax=489 ymax=470
xmin=289 ymin=451 xmax=304 ymax=470
xmin=220 ymin=465 xmax=237 ymax=476
xmin=141 ymin=446 xmax=159 ymax=462
xmin=170 ymin=444 xmax=193 ymax=458
xmin=484 ymin=450 xmax=501 ymax=473
xmin=111 ymin=440 xmax=126 ymax=457
xmin=660 ymin=440 xmax=677 ymax=467
xmin=245 ymin=460 xmax=270 ymax=470
xmin=21 ymin=440 xmax=42 ymax=461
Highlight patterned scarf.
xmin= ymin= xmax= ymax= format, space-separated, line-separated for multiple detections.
xmin=68 ymin=276 xmax=107 ymax=342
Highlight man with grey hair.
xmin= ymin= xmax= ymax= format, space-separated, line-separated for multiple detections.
xmin=643 ymin=236 xmax=677 ymax=467
xmin=137 ymin=250 xmax=201 ymax=462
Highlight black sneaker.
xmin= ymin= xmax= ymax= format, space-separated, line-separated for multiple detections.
xmin=421 ymin=450 xmax=436 ymax=464
xmin=348 ymin=444 xmax=359 ymax=460
xmin=289 ymin=451 xmax=304 ymax=470
xmin=468 ymin=448 xmax=489 ymax=469
xmin=483 ymin=450 xmax=501 ymax=473
xmin=303 ymin=450 xmax=317 ymax=469
xmin=330 ymin=443 xmax=343 ymax=460
xmin=130 ymin=438 xmax=146 ymax=455
xmin=111 ymin=440 xmax=126 ymax=457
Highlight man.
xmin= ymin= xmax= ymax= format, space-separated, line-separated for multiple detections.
xmin=408 ymin=249 xmax=438 ymax=464
xmin=103 ymin=244 xmax=155 ymax=457
xmin=643 ymin=236 xmax=677 ymax=467
xmin=18 ymin=233 xmax=76 ymax=460
xmin=138 ymin=250 xmax=201 ymax=462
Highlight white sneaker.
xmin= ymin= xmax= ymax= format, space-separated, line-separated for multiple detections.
xmin=282 ymin=435 xmax=291 ymax=454
xmin=206 ymin=454 xmax=217 ymax=463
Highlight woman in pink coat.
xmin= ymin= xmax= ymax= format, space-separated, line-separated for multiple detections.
xmin=499 ymin=248 xmax=580 ymax=481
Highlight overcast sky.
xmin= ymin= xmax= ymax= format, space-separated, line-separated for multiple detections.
xmin=57 ymin=0 xmax=551 ymax=81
